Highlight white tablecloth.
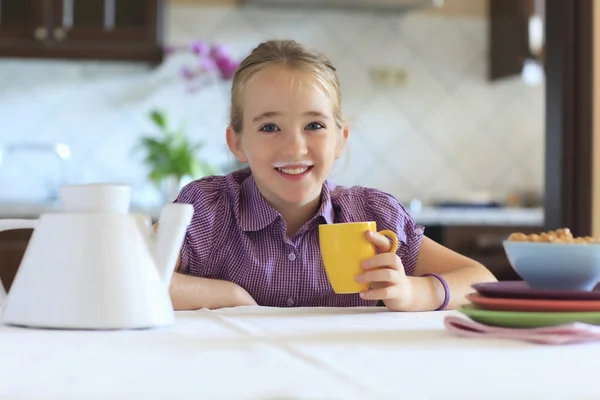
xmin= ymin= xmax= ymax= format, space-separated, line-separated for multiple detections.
xmin=0 ymin=306 xmax=598 ymax=399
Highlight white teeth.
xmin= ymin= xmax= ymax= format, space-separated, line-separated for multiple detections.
xmin=273 ymin=161 xmax=315 ymax=168
xmin=277 ymin=167 xmax=309 ymax=175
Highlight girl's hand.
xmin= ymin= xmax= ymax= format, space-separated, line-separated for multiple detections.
xmin=355 ymin=230 xmax=416 ymax=311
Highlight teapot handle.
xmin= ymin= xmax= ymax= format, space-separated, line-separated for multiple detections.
xmin=0 ymin=219 xmax=38 ymax=232
xmin=0 ymin=219 xmax=37 ymax=305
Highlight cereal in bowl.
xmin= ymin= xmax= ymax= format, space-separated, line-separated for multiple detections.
xmin=508 ymin=228 xmax=600 ymax=244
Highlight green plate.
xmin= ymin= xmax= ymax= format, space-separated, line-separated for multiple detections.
xmin=459 ymin=304 xmax=600 ymax=328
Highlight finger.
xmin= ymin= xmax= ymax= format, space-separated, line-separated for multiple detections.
xmin=365 ymin=230 xmax=394 ymax=253
xmin=359 ymin=286 xmax=398 ymax=301
xmin=361 ymin=253 xmax=403 ymax=271
xmin=356 ymin=268 xmax=398 ymax=284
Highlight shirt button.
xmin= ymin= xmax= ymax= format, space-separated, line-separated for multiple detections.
xmin=287 ymin=297 xmax=295 ymax=306
xmin=288 ymin=252 xmax=296 ymax=261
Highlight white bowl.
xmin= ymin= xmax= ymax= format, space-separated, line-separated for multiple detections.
xmin=503 ymin=240 xmax=600 ymax=291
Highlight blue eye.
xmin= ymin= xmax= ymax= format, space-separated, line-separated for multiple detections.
xmin=259 ymin=124 xmax=279 ymax=133
xmin=306 ymin=122 xmax=324 ymax=130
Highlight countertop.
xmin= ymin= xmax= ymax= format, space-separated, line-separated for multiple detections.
xmin=408 ymin=206 xmax=544 ymax=226
xmin=0 ymin=201 xmax=544 ymax=227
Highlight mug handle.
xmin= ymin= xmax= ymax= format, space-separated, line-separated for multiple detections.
xmin=378 ymin=230 xmax=399 ymax=253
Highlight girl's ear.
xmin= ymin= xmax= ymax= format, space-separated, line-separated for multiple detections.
xmin=226 ymin=125 xmax=248 ymax=163
xmin=225 ymin=125 xmax=248 ymax=164
xmin=334 ymin=122 xmax=349 ymax=159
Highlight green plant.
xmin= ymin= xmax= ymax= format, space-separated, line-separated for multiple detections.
xmin=138 ymin=109 xmax=217 ymax=187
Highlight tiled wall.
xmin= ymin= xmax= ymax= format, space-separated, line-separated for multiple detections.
xmin=0 ymin=4 xmax=544 ymax=207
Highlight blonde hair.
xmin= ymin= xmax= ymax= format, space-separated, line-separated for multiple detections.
xmin=229 ymin=40 xmax=343 ymax=133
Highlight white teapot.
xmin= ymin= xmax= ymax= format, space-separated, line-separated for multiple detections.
xmin=0 ymin=183 xmax=193 ymax=330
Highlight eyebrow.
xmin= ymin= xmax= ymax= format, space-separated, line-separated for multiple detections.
xmin=252 ymin=111 xmax=330 ymax=123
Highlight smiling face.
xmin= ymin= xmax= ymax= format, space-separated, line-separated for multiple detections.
xmin=226 ymin=64 xmax=348 ymax=211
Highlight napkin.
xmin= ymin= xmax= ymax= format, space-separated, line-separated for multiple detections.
xmin=444 ymin=315 xmax=600 ymax=345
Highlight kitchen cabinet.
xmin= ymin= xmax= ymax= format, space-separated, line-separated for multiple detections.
xmin=169 ymin=0 xmax=237 ymax=4
xmin=489 ymin=0 xmax=529 ymax=80
xmin=0 ymin=0 xmax=165 ymax=63
xmin=489 ymin=0 xmax=543 ymax=81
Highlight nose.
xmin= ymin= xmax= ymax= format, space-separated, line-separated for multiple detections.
xmin=281 ymin=130 xmax=308 ymax=157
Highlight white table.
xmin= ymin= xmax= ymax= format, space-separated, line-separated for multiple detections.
xmin=0 ymin=306 xmax=598 ymax=399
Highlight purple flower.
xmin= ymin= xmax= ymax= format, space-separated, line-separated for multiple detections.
xmin=180 ymin=66 xmax=196 ymax=80
xmin=210 ymin=43 xmax=230 ymax=61
xmin=190 ymin=40 xmax=209 ymax=56
xmin=168 ymin=39 xmax=238 ymax=91
xmin=199 ymin=57 xmax=217 ymax=73
xmin=215 ymin=56 xmax=239 ymax=80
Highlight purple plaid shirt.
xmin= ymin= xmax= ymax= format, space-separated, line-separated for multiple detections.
xmin=174 ymin=168 xmax=424 ymax=307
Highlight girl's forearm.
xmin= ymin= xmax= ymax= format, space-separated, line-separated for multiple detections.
xmin=169 ymin=272 xmax=257 ymax=310
xmin=407 ymin=264 xmax=496 ymax=311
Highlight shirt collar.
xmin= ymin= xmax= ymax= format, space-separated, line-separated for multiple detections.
xmin=238 ymin=175 xmax=280 ymax=232
xmin=238 ymin=176 xmax=335 ymax=232
xmin=314 ymin=181 xmax=335 ymax=225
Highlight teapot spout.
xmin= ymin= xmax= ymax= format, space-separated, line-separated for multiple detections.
xmin=154 ymin=203 xmax=194 ymax=286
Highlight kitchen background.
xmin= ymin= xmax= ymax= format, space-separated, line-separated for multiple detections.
xmin=0 ymin=0 xmax=544 ymax=212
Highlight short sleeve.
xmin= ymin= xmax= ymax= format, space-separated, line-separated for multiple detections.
xmin=172 ymin=176 xmax=225 ymax=276
xmin=364 ymin=189 xmax=425 ymax=276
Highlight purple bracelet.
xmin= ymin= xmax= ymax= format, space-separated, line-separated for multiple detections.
xmin=421 ymin=273 xmax=449 ymax=311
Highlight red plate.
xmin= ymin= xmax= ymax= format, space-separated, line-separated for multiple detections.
xmin=466 ymin=293 xmax=600 ymax=312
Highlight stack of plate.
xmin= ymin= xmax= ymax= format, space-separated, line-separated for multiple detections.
xmin=458 ymin=281 xmax=600 ymax=328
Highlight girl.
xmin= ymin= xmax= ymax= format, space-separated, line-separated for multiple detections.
xmin=165 ymin=39 xmax=497 ymax=311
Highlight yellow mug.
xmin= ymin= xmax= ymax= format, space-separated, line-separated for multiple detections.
xmin=318 ymin=221 xmax=399 ymax=294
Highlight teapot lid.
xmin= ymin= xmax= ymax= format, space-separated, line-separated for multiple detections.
xmin=60 ymin=184 xmax=131 ymax=213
